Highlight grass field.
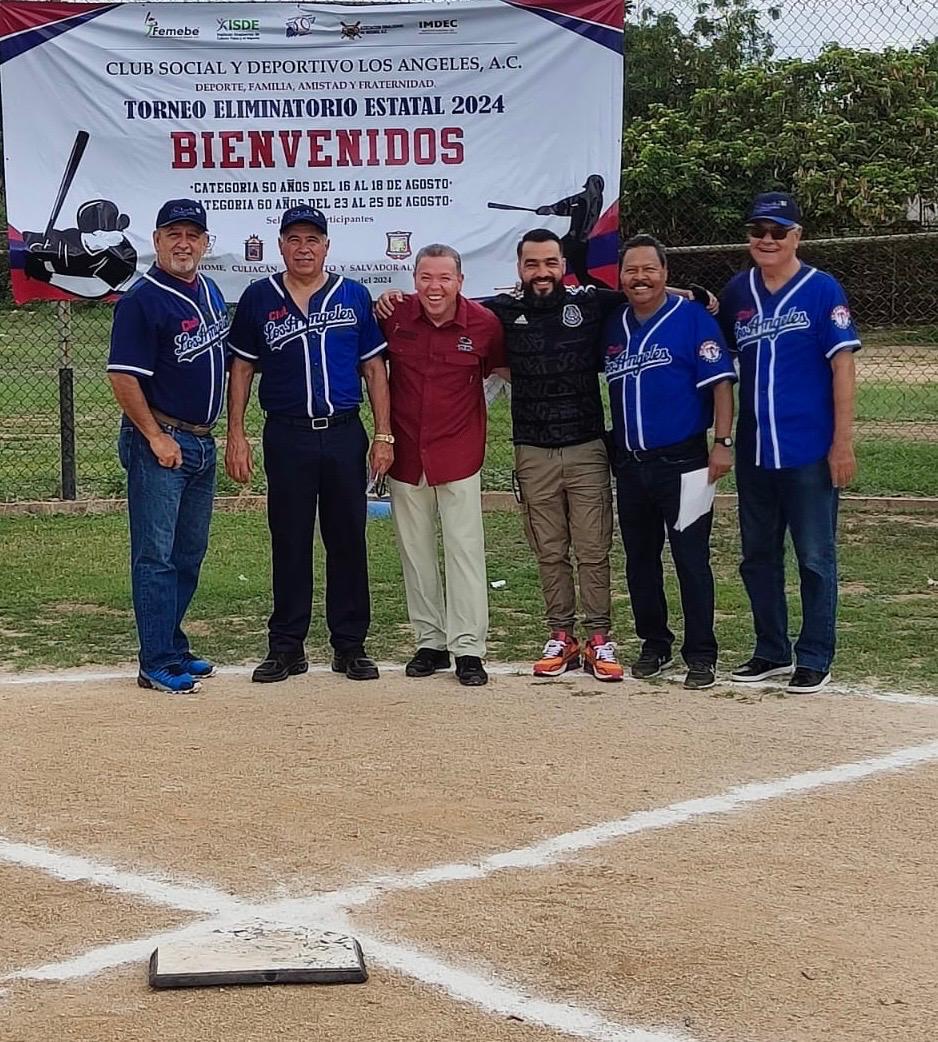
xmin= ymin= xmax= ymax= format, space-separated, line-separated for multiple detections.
xmin=1 ymin=304 xmax=936 ymax=500
xmin=0 ymin=507 xmax=935 ymax=690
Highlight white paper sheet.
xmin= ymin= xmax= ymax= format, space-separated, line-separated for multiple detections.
xmin=675 ymin=468 xmax=715 ymax=532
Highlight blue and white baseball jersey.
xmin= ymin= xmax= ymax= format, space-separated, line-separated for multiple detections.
xmin=720 ymin=264 xmax=861 ymax=469
xmin=228 ymin=272 xmax=385 ymax=417
xmin=602 ymin=294 xmax=736 ymax=452
xmin=107 ymin=266 xmax=229 ymax=427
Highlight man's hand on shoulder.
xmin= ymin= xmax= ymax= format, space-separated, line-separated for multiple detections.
xmin=375 ymin=289 xmax=405 ymax=321
xmin=670 ymin=284 xmax=719 ymax=315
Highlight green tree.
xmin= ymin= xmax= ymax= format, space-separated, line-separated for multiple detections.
xmin=625 ymin=0 xmax=780 ymax=119
xmin=622 ymin=39 xmax=938 ymax=242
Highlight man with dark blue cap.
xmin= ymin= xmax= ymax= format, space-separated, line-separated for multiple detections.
xmin=226 ymin=206 xmax=393 ymax=682
xmin=720 ymin=191 xmax=861 ymax=693
xmin=107 ymin=199 xmax=229 ymax=694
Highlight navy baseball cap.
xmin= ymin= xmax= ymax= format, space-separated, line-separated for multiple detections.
xmin=746 ymin=192 xmax=802 ymax=227
xmin=280 ymin=205 xmax=328 ymax=236
xmin=156 ymin=199 xmax=208 ymax=231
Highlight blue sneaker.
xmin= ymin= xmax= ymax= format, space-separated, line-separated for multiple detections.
xmin=138 ymin=665 xmax=201 ymax=694
xmin=181 ymin=652 xmax=217 ymax=678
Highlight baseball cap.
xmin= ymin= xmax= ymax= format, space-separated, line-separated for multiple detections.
xmin=156 ymin=199 xmax=208 ymax=231
xmin=280 ymin=205 xmax=328 ymax=236
xmin=746 ymin=191 xmax=802 ymax=227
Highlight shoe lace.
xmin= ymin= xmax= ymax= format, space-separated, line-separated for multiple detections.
xmin=591 ymin=641 xmax=617 ymax=662
xmin=541 ymin=638 xmax=567 ymax=658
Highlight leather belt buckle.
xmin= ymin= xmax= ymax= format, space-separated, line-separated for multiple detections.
xmin=311 ymin=417 xmax=329 ymax=430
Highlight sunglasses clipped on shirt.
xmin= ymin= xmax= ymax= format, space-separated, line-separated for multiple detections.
xmin=746 ymin=222 xmax=794 ymax=240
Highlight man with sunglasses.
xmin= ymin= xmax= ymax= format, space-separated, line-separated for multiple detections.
xmin=720 ymin=192 xmax=860 ymax=693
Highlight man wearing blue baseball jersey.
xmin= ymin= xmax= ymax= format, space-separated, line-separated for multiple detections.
xmin=720 ymin=192 xmax=860 ymax=693
xmin=226 ymin=206 xmax=392 ymax=683
xmin=603 ymin=235 xmax=736 ymax=690
xmin=107 ymin=199 xmax=229 ymax=694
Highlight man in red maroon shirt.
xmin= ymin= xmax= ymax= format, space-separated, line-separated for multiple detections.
xmin=381 ymin=244 xmax=505 ymax=686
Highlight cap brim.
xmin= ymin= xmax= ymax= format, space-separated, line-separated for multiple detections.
xmin=746 ymin=214 xmax=798 ymax=227
xmin=157 ymin=218 xmax=207 ymax=231
xmin=280 ymin=219 xmax=327 ymax=234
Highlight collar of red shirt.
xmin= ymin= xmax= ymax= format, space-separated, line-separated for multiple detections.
xmin=405 ymin=292 xmax=469 ymax=330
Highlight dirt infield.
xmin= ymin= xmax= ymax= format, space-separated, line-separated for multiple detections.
xmin=2 ymin=668 xmax=937 ymax=1042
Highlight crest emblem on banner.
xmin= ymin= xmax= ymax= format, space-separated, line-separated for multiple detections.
xmin=562 ymin=304 xmax=583 ymax=327
xmin=244 ymin=235 xmax=263 ymax=262
xmin=386 ymin=231 xmax=412 ymax=260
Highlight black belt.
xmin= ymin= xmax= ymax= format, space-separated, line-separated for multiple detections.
xmin=620 ymin=432 xmax=708 ymax=463
xmin=267 ymin=408 xmax=359 ymax=430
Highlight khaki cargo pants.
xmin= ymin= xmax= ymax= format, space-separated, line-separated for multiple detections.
xmin=514 ymin=439 xmax=613 ymax=636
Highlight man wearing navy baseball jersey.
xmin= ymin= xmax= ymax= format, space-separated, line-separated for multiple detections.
xmin=107 ymin=199 xmax=229 ymax=694
xmin=603 ymin=235 xmax=736 ymax=690
xmin=381 ymin=244 xmax=505 ymax=687
xmin=720 ymin=192 xmax=860 ymax=693
xmin=226 ymin=206 xmax=392 ymax=683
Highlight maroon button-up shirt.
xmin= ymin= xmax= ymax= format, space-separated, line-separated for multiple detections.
xmin=382 ymin=294 xmax=505 ymax=486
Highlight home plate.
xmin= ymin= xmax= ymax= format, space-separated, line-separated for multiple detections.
xmin=149 ymin=925 xmax=367 ymax=988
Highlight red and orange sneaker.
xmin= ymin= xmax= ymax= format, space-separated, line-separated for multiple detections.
xmin=533 ymin=631 xmax=581 ymax=676
xmin=583 ymin=634 xmax=624 ymax=682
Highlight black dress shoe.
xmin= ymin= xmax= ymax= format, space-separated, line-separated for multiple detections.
xmin=332 ymin=647 xmax=379 ymax=681
xmin=252 ymin=649 xmax=308 ymax=683
xmin=405 ymin=647 xmax=451 ymax=677
xmin=455 ymin=655 xmax=488 ymax=686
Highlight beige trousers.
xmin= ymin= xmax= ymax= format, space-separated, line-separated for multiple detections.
xmin=388 ymin=471 xmax=488 ymax=656
xmin=514 ymin=439 xmax=613 ymax=635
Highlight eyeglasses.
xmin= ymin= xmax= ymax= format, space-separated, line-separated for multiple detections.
xmin=746 ymin=223 xmax=793 ymax=240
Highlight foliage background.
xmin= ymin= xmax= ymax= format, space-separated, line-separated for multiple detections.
xmin=0 ymin=0 xmax=936 ymax=501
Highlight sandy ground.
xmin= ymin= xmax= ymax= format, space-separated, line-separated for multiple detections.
xmin=1 ymin=669 xmax=937 ymax=1042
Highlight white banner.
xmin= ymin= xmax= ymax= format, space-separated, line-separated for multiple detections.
xmin=1 ymin=0 xmax=623 ymax=302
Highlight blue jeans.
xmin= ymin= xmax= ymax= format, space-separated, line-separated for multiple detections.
xmin=118 ymin=423 xmax=216 ymax=673
xmin=736 ymin=454 xmax=839 ymax=672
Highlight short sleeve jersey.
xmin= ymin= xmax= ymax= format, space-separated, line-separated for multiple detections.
xmin=107 ymin=266 xmax=229 ymax=427
xmin=228 ymin=271 xmax=385 ymax=416
xmin=720 ymin=264 xmax=861 ymax=469
xmin=602 ymin=294 xmax=736 ymax=452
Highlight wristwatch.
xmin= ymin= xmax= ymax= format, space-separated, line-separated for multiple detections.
xmin=714 ymin=436 xmax=734 ymax=448
xmin=373 ymin=433 xmax=395 ymax=444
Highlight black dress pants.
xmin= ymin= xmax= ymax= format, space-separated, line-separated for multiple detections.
xmin=614 ymin=436 xmax=718 ymax=666
xmin=263 ymin=413 xmax=370 ymax=655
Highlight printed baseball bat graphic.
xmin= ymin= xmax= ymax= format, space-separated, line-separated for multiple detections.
xmin=45 ymin=130 xmax=90 ymax=237
xmin=486 ymin=202 xmax=540 ymax=212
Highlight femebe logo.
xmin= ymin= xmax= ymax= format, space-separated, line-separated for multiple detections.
xmin=144 ymin=10 xmax=199 ymax=37
xmin=216 ymin=16 xmax=261 ymax=40
xmin=418 ymin=18 xmax=458 ymax=33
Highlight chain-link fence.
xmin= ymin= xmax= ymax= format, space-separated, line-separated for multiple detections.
xmin=1 ymin=0 xmax=936 ymax=500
